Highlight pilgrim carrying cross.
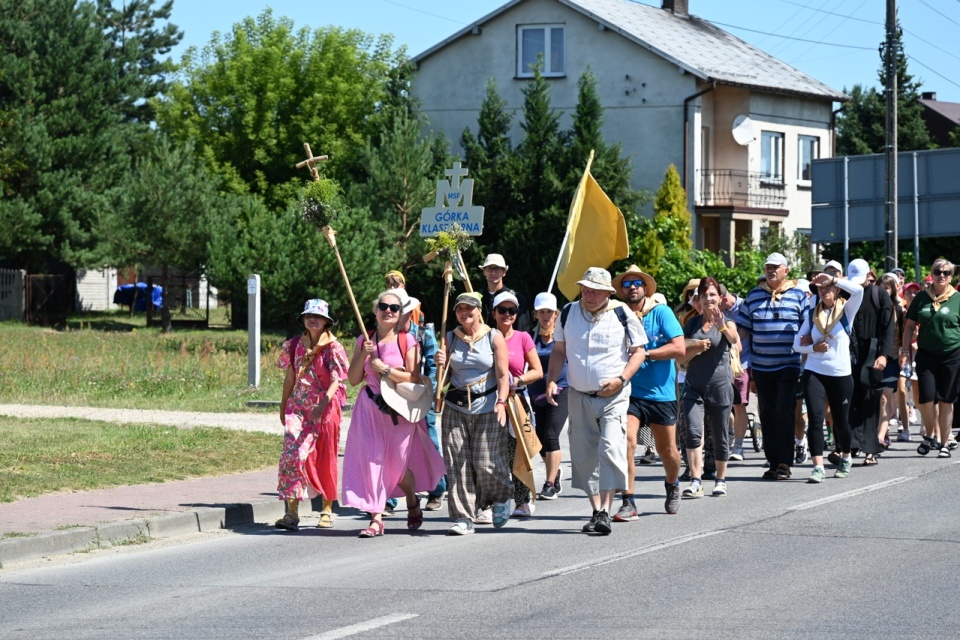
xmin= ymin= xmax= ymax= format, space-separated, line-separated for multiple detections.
xmin=296 ymin=142 xmax=328 ymax=182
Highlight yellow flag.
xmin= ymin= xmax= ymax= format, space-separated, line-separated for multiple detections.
xmin=556 ymin=152 xmax=629 ymax=301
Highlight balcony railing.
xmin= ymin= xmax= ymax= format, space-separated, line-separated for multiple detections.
xmin=697 ymin=169 xmax=787 ymax=210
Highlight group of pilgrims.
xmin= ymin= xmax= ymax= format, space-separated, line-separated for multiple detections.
xmin=269 ymin=250 xmax=960 ymax=536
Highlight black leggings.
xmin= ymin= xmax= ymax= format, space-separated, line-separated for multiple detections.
xmin=533 ymin=388 xmax=568 ymax=453
xmin=804 ymin=370 xmax=854 ymax=456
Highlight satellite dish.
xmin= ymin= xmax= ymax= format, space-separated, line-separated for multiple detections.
xmin=731 ymin=115 xmax=755 ymax=145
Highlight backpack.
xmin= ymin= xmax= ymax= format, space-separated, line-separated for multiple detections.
xmin=560 ymin=302 xmax=634 ymax=344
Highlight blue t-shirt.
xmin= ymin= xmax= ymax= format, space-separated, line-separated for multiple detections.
xmin=528 ymin=331 xmax=567 ymax=396
xmin=629 ymin=304 xmax=683 ymax=402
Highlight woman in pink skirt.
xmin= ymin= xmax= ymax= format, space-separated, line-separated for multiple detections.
xmin=275 ymin=299 xmax=348 ymax=531
xmin=343 ymin=289 xmax=446 ymax=538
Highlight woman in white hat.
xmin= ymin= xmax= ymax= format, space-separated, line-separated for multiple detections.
xmin=491 ymin=290 xmax=543 ymax=517
xmin=275 ymin=299 xmax=349 ymax=531
xmin=528 ymin=292 xmax=568 ymax=500
xmin=342 ymin=289 xmax=446 ymax=538
xmin=434 ymin=292 xmax=513 ymax=535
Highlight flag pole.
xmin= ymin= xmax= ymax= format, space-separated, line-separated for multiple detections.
xmin=547 ymin=149 xmax=595 ymax=294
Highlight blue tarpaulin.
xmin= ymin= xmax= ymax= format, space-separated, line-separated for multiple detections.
xmin=113 ymin=283 xmax=163 ymax=312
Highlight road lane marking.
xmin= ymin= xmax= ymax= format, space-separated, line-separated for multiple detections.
xmin=306 ymin=613 xmax=419 ymax=640
xmin=543 ymin=529 xmax=728 ymax=577
xmin=786 ymin=477 xmax=913 ymax=512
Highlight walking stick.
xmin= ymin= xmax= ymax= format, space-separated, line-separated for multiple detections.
xmin=296 ymin=143 xmax=368 ymax=336
xmin=435 ymin=261 xmax=454 ymax=409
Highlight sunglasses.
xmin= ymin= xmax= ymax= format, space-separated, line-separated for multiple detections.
xmin=377 ymin=302 xmax=402 ymax=313
xmin=303 ymin=314 xmax=325 ymax=320
xmin=933 ymin=269 xmax=953 ymax=277
xmin=495 ymin=305 xmax=518 ymax=315
xmin=621 ymin=279 xmax=645 ymax=288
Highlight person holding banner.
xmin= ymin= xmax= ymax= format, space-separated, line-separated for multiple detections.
xmin=546 ymin=268 xmax=647 ymax=535
xmin=491 ymin=291 xmax=543 ymax=518
xmin=435 ymin=292 xmax=514 ymax=535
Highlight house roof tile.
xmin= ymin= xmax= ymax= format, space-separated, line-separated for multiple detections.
xmin=413 ymin=0 xmax=847 ymax=101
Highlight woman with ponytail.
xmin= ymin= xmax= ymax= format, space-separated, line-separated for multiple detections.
xmin=275 ymin=299 xmax=349 ymax=531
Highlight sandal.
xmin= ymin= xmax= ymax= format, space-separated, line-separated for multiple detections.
xmin=317 ymin=512 xmax=334 ymax=528
xmin=358 ymin=519 xmax=384 ymax=538
xmin=862 ymin=455 xmax=879 ymax=467
xmin=918 ymin=436 xmax=940 ymax=456
xmin=407 ymin=505 xmax=423 ymax=531
xmin=938 ymin=447 xmax=952 ymax=459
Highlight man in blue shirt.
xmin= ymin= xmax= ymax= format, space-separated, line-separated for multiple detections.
xmin=737 ymin=253 xmax=807 ymax=480
xmin=612 ymin=266 xmax=686 ymax=520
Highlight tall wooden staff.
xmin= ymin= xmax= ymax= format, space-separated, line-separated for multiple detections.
xmin=423 ymin=225 xmax=473 ymax=407
xmin=296 ymin=142 xmax=368 ymax=336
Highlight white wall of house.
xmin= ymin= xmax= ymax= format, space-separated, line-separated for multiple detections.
xmin=413 ymin=0 xmax=696 ymax=204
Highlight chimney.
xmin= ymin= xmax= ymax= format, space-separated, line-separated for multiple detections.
xmin=921 ymin=91 xmax=937 ymax=101
xmin=662 ymin=0 xmax=689 ymax=15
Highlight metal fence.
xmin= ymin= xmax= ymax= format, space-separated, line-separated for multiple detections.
xmin=0 ymin=269 xmax=25 ymax=321
xmin=146 ymin=275 xmax=210 ymax=328
xmin=698 ymin=169 xmax=788 ymax=209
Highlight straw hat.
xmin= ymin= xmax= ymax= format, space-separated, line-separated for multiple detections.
xmin=680 ymin=279 xmax=701 ymax=302
xmin=380 ymin=376 xmax=434 ymax=423
xmin=612 ymin=264 xmax=657 ymax=296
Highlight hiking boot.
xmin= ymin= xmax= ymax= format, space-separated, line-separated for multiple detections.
xmin=582 ymin=510 xmax=600 ymax=533
xmin=594 ymin=510 xmax=612 ymax=535
xmin=613 ymin=501 xmax=639 ymax=522
xmin=834 ymin=458 xmax=852 ymax=478
xmin=664 ymin=482 xmax=681 ymax=514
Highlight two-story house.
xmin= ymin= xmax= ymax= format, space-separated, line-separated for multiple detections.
xmin=411 ymin=0 xmax=847 ymax=263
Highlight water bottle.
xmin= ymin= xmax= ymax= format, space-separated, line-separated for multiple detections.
xmin=900 ymin=362 xmax=912 ymax=378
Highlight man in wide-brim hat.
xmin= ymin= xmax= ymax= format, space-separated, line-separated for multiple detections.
xmin=611 ymin=265 xmax=685 ymax=519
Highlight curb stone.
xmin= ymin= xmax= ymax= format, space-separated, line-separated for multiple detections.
xmin=0 ymin=499 xmax=283 ymax=569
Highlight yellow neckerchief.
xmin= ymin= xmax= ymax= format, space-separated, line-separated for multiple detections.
xmin=813 ymin=298 xmax=846 ymax=338
xmin=454 ymin=323 xmax=492 ymax=353
xmin=760 ymin=278 xmax=798 ymax=302
xmin=931 ymin=284 xmax=957 ymax=311
xmin=538 ymin=321 xmax=555 ymax=342
xmin=298 ymin=331 xmax=334 ymax=378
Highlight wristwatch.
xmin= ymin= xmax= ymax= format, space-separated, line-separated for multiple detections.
xmin=617 ymin=375 xmax=626 ymax=386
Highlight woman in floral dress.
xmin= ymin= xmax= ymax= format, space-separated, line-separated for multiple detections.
xmin=275 ymin=299 xmax=349 ymax=531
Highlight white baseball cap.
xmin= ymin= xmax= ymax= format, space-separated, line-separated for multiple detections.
xmin=479 ymin=254 xmax=508 ymax=270
xmin=847 ymin=258 xmax=870 ymax=285
xmin=533 ymin=292 xmax=558 ymax=311
xmin=492 ymin=291 xmax=519 ymax=308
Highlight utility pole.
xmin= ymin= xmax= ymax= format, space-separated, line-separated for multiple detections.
xmin=884 ymin=0 xmax=898 ymax=272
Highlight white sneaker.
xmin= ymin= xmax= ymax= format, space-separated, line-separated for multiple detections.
xmin=447 ymin=518 xmax=475 ymax=535
xmin=474 ymin=509 xmax=492 ymax=525
xmin=729 ymin=446 xmax=745 ymax=461
xmin=712 ymin=481 xmax=728 ymax=497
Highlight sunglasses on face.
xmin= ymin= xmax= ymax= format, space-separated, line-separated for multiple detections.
xmin=495 ymin=305 xmax=518 ymax=315
xmin=377 ymin=302 xmax=402 ymax=313
xmin=621 ymin=279 xmax=644 ymax=289
xmin=933 ymin=269 xmax=953 ymax=277
xmin=303 ymin=314 xmax=324 ymax=320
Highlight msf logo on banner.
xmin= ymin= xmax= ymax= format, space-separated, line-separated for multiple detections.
xmin=419 ymin=163 xmax=485 ymax=237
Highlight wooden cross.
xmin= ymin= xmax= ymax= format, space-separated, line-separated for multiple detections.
xmin=296 ymin=142 xmax=328 ymax=182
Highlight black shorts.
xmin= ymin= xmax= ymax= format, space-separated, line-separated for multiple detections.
xmin=627 ymin=397 xmax=677 ymax=427
xmin=915 ymin=346 xmax=960 ymax=405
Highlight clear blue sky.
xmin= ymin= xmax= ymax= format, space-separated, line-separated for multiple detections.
xmin=167 ymin=0 xmax=960 ymax=103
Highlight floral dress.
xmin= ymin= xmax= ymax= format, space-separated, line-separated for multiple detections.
xmin=276 ymin=335 xmax=348 ymax=501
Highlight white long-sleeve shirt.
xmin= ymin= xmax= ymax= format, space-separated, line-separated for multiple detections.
xmin=792 ymin=279 xmax=864 ymax=377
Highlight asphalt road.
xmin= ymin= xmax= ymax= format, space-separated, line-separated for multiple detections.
xmin=2 ymin=444 xmax=958 ymax=639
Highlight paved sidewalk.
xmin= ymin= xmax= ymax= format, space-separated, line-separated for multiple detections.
xmin=0 ymin=405 xmax=352 ymax=568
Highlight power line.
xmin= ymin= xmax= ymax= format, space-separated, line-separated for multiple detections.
xmin=380 ymin=0 xmax=467 ymax=26
xmin=907 ymin=54 xmax=960 ymax=90
xmin=918 ymin=0 xmax=960 ymax=29
xmin=708 ymin=20 xmax=875 ymax=50
xmin=789 ymin=0 xmax=871 ymax=64
xmin=777 ymin=0 xmax=882 ymax=26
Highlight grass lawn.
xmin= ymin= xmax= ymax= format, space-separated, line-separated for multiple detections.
xmin=0 ymin=311 xmax=361 ymax=411
xmin=0 ymin=416 xmax=279 ymax=502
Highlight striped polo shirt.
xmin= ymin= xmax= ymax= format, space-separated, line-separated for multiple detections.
xmin=737 ymin=284 xmax=806 ymax=372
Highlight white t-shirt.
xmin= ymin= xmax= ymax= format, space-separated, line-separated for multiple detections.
xmin=555 ymin=301 xmax=647 ymax=392
xmin=792 ymin=279 xmax=864 ymax=377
